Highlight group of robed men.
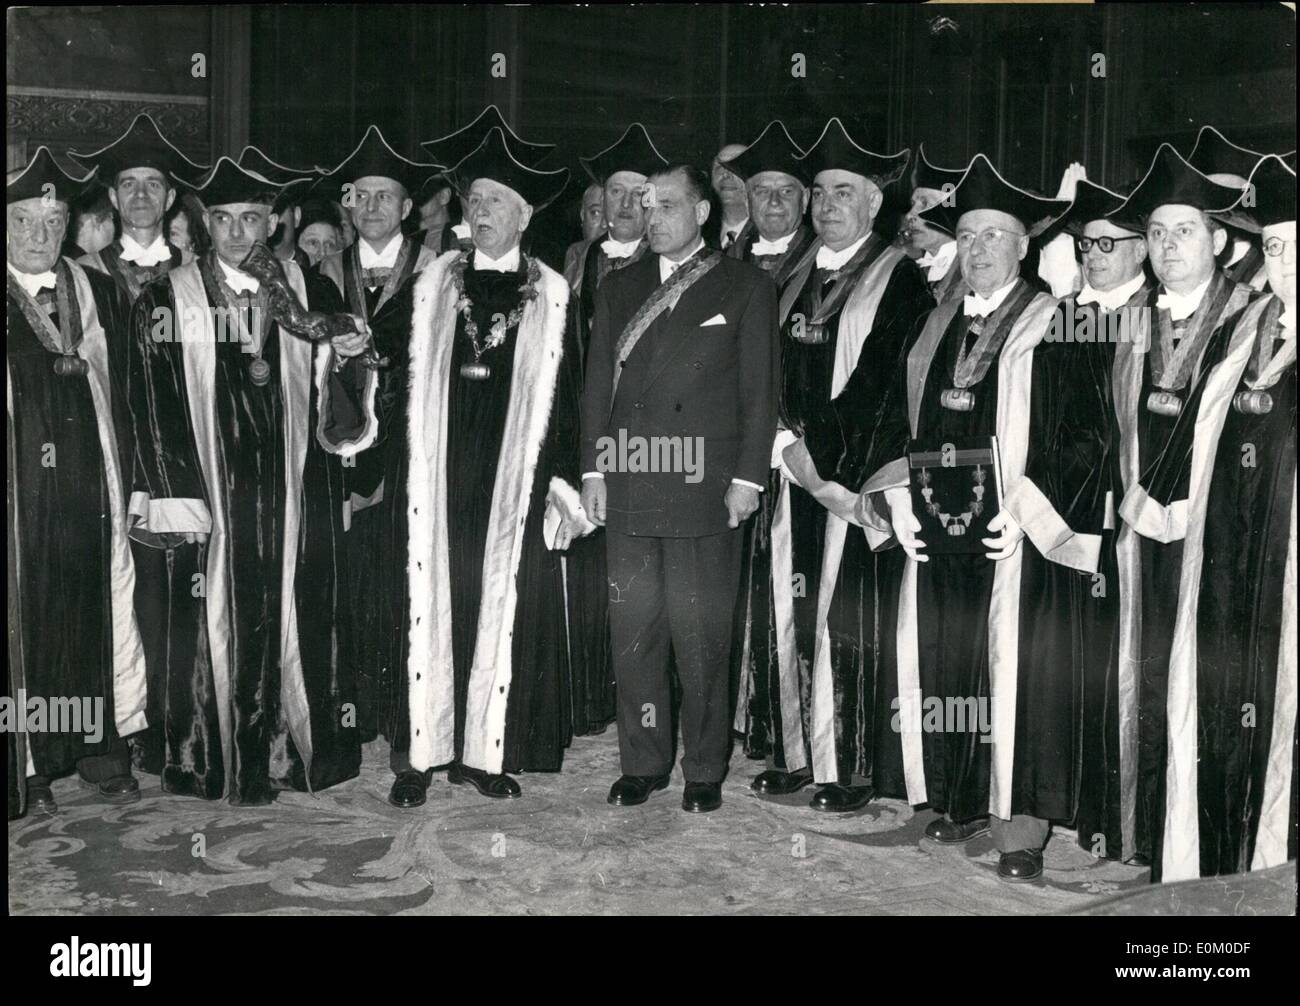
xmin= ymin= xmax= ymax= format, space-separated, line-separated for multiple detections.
xmin=6 ymin=105 xmax=1295 ymax=888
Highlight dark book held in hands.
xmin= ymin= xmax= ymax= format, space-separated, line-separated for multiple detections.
xmin=907 ymin=436 xmax=1004 ymax=555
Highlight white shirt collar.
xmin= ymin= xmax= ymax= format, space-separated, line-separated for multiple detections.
xmin=452 ymin=222 xmax=471 ymax=240
xmin=659 ymin=238 xmax=706 ymax=283
xmin=217 ymin=256 xmax=260 ymax=294
xmin=1225 ymin=237 xmax=1251 ymax=269
xmin=815 ymin=232 xmax=870 ymax=271
xmin=601 ymin=235 xmax=643 ymax=259
xmin=751 ymin=230 xmax=797 ymax=256
xmin=720 ymin=217 xmax=749 ymax=248
xmin=473 ymin=244 xmax=522 ymax=273
xmin=1156 ymin=276 xmax=1213 ymax=322
xmin=119 ymin=232 xmax=171 ymax=267
xmin=963 ymin=277 xmax=1019 ymax=318
xmin=357 ymin=232 xmax=403 ymax=270
xmin=1077 ymin=272 xmax=1146 ymax=313
xmin=1280 ymin=305 xmax=1296 ymax=337
xmin=8 ymin=263 xmax=57 ymax=297
xmin=917 ymin=240 xmax=957 ymax=283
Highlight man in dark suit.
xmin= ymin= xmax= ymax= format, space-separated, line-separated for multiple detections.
xmin=580 ymin=164 xmax=779 ymax=813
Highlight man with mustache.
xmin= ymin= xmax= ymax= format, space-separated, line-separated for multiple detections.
xmin=748 ymin=118 xmax=933 ymax=813
xmin=6 ymin=149 xmax=147 ymax=817
xmin=124 ymin=154 xmax=366 ymax=803
xmin=322 ymin=128 xmax=588 ymax=802
xmin=1112 ymin=145 xmax=1265 ymax=877
xmin=561 ymin=124 xmax=669 ymax=736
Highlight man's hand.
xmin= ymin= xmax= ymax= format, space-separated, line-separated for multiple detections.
xmin=725 ymin=482 xmax=760 ymax=528
xmin=182 ymin=532 xmax=209 ymax=545
xmin=885 ymin=486 xmax=927 ymax=563
xmin=331 ymin=315 xmax=372 ymax=359
xmin=982 ymin=509 xmax=1024 ymax=561
xmin=580 ymin=476 xmax=607 ymax=527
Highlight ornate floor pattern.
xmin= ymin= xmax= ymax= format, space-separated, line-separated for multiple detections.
xmin=7 ymin=732 xmax=1289 ymax=915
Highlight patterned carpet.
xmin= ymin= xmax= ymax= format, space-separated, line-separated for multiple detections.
xmin=7 ymin=731 xmax=1289 ymax=915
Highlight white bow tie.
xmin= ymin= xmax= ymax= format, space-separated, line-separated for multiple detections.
xmin=217 ymin=259 xmax=260 ymax=294
xmin=358 ymin=237 xmax=402 ymax=270
xmin=1077 ymin=285 xmax=1133 ymax=313
xmin=474 ymin=246 xmax=521 ymax=273
xmin=963 ymin=293 xmax=1000 ymax=319
xmin=752 ymin=233 xmax=795 ymax=256
xmin=452 ymin=222 xmax=471 ymax=240
xmin=119 ymin=235 xmax=171 ymax=267
xmin=601 ymin=237 xmax=642 ymax=260
xmin=815 ymin=243 xmax=858 ymax=271
xmin=11 ymin=269 xmax=57 ymax=297
xmin=1155 ymin=285 xmax=1208 ymax=323
xmin=918 ymin=243 xmax=957 ymax=283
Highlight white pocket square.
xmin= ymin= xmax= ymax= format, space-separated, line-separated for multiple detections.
xmin=700 ymin=313 xmax=727 ymax=327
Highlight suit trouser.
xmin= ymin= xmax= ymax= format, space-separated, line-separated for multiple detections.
xmin=990 ymin=815 xmax=1050 ymax=853
xmin=606 ymin=528 xmax=742 ymax=783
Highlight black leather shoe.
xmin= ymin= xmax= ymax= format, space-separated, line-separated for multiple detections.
xmin=751 ymin=767 xmax=814 ymax=796
xmin=682 ymin=781 xmax=722 ymax=813
xmin=809 ymin=783 xmax=873 ymax=812
xmin=27 ymin=783 xmax=58 ymax=816
xmin=448 ymin=762 xmax=521 ymax=799
xmin=388 ymin=769 xmax=433 ymax=808
xmin=924 ymin=816 xmax=990 ymax=844
xmin=997 ymin=848 xmax=1044 ymax=882
xmin=607 ymin=773 xmax=671 ymax=807
xmin=96 ymin=774 xmax=141 ymax=804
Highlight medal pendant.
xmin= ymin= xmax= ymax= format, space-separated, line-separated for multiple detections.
xmin=941 ymin=388 xmax=975 ymax=411
xmin=249 ymin=358 xmax=272 ymax=386
xmin=1233 ymin=390 xmax=1273 ymax=415
xmin=53 ymin=354 xmax=89 ymax=378
xmin=792 ymin=322 xmax=828 ymax=345
xmin=1146 ymin=390 xmax=1182 ymax=417
xmin=460 ymin=361 xmax=491 ymax=380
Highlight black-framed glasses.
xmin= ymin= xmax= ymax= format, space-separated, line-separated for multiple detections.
xmin=1076 ymin=235 xmax=1144 ymax=254
xmin=1263 ymin=236 xmax=1293 ymax=257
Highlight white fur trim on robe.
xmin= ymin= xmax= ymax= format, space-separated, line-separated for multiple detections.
xmin=167 ymin=259 xmax=319 ymax=794
xmin=405 ymin=251 xmax=570 ymax=774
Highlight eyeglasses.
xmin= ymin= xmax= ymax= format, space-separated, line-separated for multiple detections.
xmin=1263 ymin=236 xmax=1294 ymax=257
xmin=955 ymin=227 xmax=1025 ymax=251
xmin=1076 ymin=235 xmax=1144 ymax=254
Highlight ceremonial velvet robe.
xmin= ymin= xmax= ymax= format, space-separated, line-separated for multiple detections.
xmin=1115 ymin=272 xmax=1258 ymax=863
xmin=80 ymin=239 xmax=185 ymax=752
xmin=1042 ymin=286 xmax=1154 ymax=862
xmin=6 ymin=261 xmax=147 ymax=818
xmin=125 ymin=257 xmax=360 ymax=803
xmin=1125 ymin=295 xmax=1295 ymax=881
xmin=745 ymin=234 xmax=931 ymax=786
xmin=560 ymin=235 xmax=649 ymax=736
xmin=856 ymin=281 xmax=1064 ymax=821
xmin=322 ymin=251 xmax=582 ymax=775
xmin=318 ymin=237 xmax=434 ymax=747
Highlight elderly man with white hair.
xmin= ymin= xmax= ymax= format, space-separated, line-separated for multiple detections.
xmin=321 ymin=127 xmax=591 ymax=804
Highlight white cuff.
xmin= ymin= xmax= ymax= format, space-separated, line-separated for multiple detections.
xmin=128 ymin=491 xmax=211 ymax=534
xmin=731 ymin=478 xmax=765 ymax=493
xmin=582 ymin=471 xmax=605 ymax=481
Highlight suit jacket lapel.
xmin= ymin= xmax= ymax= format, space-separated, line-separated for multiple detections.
xmin=638 ymin=263 xmax=735 ymax=394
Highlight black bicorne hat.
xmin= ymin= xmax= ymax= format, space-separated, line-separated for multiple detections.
xmin=1228 ymin=154 xmax=1296 ymax=232
xmin=1110 ymin=143 xmax=1245 ymax=231
xmin=177 ymin=156 xmax=288 ymax=208
xmin=1056 ymin=178 xmax=1138 ymax=236
xmin=68 ymin=112 xmax=208 ymax=185
xmin=911 ymin=144 xmax=966 ymax=193
xmin=7 ymin=146 xmax=99 ymax=205
xmin=579 ymin=124 xmax=670 ymax=185
xmin=1187 ymin=126 xmax=1265 ymax=184
xmin=799 ymin=117 xmax=909 ymax=188
xmin=451 ymin=127 xmax=570 ymax=211
xmin=919 ymin=153 xmax=1071 ymax=238
xmin=319 ymin=125 xmax=443 ymax=200
xmin=420 ymin=105 xmax=554 ymax=168
xmin=725 ymin=121 xmax=809 ymax=185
